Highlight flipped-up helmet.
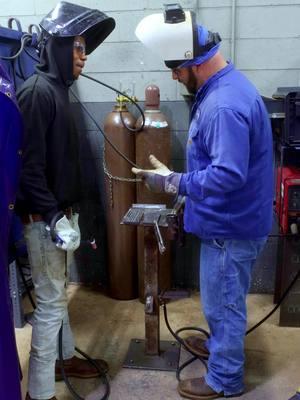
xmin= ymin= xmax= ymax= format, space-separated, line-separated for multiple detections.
xmin=135 ymin=3 xmax=221 ymax=68
xmin=39 ymin=1 xmax=115 ymax=54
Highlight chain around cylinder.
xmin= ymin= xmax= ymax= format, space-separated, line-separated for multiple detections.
xmin=102 ymin=146 xmax=142 ymax=208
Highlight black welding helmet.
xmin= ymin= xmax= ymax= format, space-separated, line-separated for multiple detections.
xmin=39 ymin=1 xmax=116 ymax=54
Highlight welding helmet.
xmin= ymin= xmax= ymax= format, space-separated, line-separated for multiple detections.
xmin=39 ymin=1 xmax=115 ymax=54
xmin=135 ymin=3 xmax=221 ymax=68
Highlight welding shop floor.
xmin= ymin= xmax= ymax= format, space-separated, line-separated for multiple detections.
xmin=16 ymin=285 xmax=299 ymax=400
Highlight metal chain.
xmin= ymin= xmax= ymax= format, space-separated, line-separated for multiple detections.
xmin=102 ymin=146 xmax=142 ymax=208
xmin=102 ymin=146 xmax=141 ymax=183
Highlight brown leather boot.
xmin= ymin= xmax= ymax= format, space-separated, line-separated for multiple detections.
xmin=25 ymin=393 xmax=57 ymax=400
xmin=55 ymin=355 xmax=109 ymax=381
xmin=183 ymin=335 xmax=210 ymax=359
xmin=178 ymin=377 xmax=244 ymax=399
xmin=178 ymin=377 xmax=223 ymax=399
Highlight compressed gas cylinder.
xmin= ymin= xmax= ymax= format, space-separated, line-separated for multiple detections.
xmin=135 ymin=85 xmax=172 ymax=301
xmin=104 ymin=96 xmax=138 ymax=300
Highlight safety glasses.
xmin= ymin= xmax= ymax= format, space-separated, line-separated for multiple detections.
xmin=73 ymin=41 xmax=86 ymax=55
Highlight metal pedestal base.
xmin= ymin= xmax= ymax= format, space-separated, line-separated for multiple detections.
xmin=123 ymin=339 xmax=180 ymax=371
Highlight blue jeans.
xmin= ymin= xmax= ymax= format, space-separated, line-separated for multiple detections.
xmin=24 ymin=221 xmax=75 ymax=399
xmin=200 ymin=238 xmax=267 ymax=396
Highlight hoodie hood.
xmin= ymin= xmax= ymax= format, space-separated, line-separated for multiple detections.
xmin=36 ymin=36 xmax=74 ymax=87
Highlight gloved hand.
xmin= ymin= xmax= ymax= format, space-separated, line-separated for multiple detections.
xmin=50 ymin=213 xmax=81 ymax=252
xmin=132 ymin=154 xmax=182 ymax=195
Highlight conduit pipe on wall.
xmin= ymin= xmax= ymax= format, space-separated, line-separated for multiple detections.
xmin=231 ymin=0 xmax=237 ymax=64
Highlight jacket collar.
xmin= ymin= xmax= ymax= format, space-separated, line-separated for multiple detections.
xmin=195 ymin=61 xmax=234 ymax=102
xmin=190 ymin=62 xmax=234 ymax=119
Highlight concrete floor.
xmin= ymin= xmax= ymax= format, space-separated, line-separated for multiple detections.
xmin=16 ymin=285 xmax=300 ymax=400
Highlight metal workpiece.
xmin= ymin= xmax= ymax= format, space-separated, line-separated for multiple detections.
xmin=135 ymin=84 xmax=172 ymax=301
xmin=104 ymin=98 xmax=138 ymax=300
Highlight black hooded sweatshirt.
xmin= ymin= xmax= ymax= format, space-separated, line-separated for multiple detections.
xmin=16 ymin=36 xmax=81 ymax=223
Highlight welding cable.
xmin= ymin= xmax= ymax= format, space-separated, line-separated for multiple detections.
xmin=70 ymin=87 xmax=140 ymax=169
xmin=0 ymin=34 xmax=32 ymax=60
xmin=162 ymin=301 xmax=209 ymax=380
xmin=58 ymin=326 xmax=110 ymax=400
xmin=80 ymin=72 xmax=145 ymax=133
xmin=162 ymin=262 xmax=300 ymax=381
xmin=245 ymin=264 xmax=300 ymax=334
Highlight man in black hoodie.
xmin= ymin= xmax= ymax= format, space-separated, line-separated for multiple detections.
xmin=15 ymin=3 xmax=115 ymax=399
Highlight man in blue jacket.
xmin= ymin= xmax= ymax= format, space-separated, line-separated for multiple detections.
xmin=133 ymin=4 xmax=273 ymax=399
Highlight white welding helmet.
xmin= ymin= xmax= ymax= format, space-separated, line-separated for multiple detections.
xmin=135 ymin=3 xmax=221 ymax=68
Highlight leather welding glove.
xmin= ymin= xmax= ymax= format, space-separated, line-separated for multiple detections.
xmin=132 ymin=154 xmax=182 ymax=195
xmin=54 ymin=215 xmax=81 ymax=252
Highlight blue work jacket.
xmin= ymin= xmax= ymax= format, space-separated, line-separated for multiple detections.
xmin=179 ymin=63 xmax=273 ymax=239
xmin=0 ymin=61 xmax=23 ymax=400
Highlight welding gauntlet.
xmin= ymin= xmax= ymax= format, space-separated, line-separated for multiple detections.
xmin=132 ymin=154 xmax=181 ymax=195
xmin=50 ymin=213 xmax=81 ymax=252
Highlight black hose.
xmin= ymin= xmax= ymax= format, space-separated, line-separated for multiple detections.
xmin=162 ymin=302 xmax=209 ymax=380
xmin=70 ymin=88 xmax=140 ymax=169
xmin=80 ymin=72 xmax=145 ymax=133
xmin=58 ymin=326 xmax=110 ymax=400
xmin=246 ymin=265 xmax=300 ymax=335
xmin=162 ymin=261 xmax=300 ymax=380
xmin=0 ymin=34 xmax=32 ymax=60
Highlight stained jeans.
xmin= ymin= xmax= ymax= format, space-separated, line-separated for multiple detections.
xmin=24 ymin=221 xmax=75 ymax=399
xmin=200 ymin=238 xmax=267 ymax=396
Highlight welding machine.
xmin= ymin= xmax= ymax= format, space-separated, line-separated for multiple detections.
xmin=272 ymin=88 xmax=300 ymax=146
xmin=275 ymin=166 xmax=300 ymax=234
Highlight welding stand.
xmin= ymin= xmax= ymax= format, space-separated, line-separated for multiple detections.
xmin=122 ymin=204 xmax=183 ymax=371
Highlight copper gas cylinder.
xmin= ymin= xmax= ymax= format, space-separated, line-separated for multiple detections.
xmin=135 ymin=85 xmax=172 ymax=301
xmin=104 ymin=96 xmax=138 ymax=300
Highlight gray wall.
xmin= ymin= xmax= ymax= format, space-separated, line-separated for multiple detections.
xmin=2 ymin=1 xmax=298 ymax=292
xmin=1 ymin=0 xmax=299 ymax=99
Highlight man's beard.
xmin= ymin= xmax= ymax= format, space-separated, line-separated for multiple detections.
xmin=184 ymin=68 xmax=198 ymax=95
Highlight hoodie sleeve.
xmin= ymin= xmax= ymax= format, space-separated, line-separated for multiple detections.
xmin=17 ymin=80 xmax=59 ymax=223
xmin=179 ymin=107 xmax=250 ymax=201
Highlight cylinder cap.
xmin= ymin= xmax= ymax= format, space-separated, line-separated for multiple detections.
xmin=145 ymin=85 xmax=160 ymax=110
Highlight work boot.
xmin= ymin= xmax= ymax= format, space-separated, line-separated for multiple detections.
xmin=178 ymin=377 xmax=244 ymax=399
xmin=55 ymin=355 xmax=109 ymax=381
xmin=25 ymin=394 xmax=57 ymax=400
xmin=183 ymin=335 xmax=210 ymax=359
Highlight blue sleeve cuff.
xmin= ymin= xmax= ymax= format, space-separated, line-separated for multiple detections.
xmin=178 ymin=173 xmax=188 ymax=195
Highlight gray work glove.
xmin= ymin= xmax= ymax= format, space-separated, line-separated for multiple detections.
xmin=53 ymin=214 xmax=81 ymax=252
xmin=132 ymin=154 xmax=181 ymax=195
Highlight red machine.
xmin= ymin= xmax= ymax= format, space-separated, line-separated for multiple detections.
xmin=275 ymin=166 xmax=300 ymax=233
